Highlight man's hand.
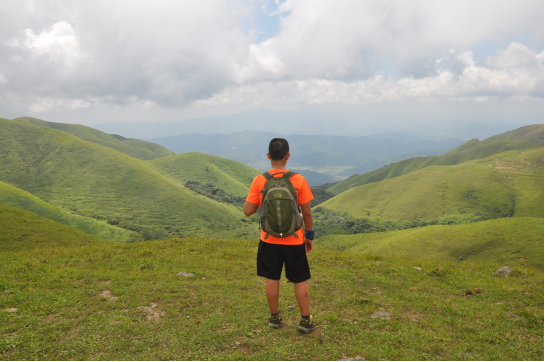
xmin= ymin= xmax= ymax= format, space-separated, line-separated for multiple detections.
xmin=304 ymin=238 xmax=313 ymax=253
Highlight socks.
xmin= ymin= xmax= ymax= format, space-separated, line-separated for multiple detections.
xmin=271 ymin=311 xmax=280 ymax=318
xmin=301 ymin=314 xmax=311 ymax=322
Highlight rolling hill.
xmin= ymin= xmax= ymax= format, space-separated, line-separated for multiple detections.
xmin=13 ymin=117 xmax=175 ymax=160
xmin=319 ymin=147 xmax=544 ymax=222
xmin=0 ymin=180 xmax=138 ymax=242
xmin=0 ymin=202 xmax=106 ymax=252
xmin=328 ymin=124 xmax=543 ymax=195
xmin=0 ymin=119 xmax=255 ymax=240
xmin=146 ymin=152 xmax=260 ymax=198
xmin=318 ymin=217 xmax=544 ymax=270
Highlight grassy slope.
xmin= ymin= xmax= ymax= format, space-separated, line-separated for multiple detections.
xmin=0 ymin=237 xmax=542 ymax=360
xmin=320 ymin=148 xmax=543 ymax=221
xmin=0 ymin=202 xmax=106 ymax=252
xmin=13 ymin=117 xmax=174 ymax=160
xmin=318 ymin=217 xmax=544 ymax=270
xmin=0 ymin=119 xmax=254 ymax=240
xmin=329 ymin=124 xmax=544 ymax=195
xmin=147 ymin=152 xmax=260 ymax=198
xmin=0 ymin=181 xmax=138 ymax=242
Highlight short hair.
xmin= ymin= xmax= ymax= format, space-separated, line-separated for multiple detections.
xmin=269 ymin=138 xmax=289 ymax=161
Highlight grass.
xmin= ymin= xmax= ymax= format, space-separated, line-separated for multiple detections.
xmin=0 ymin=181 xmax=138 ymax=242
xmin=0 ymin=237 xmax=542 ymax=360
xmin=0 ymin=202 xmax=106 ymax=252
xmin=146 ymin=152 xmax=260 ymax=198
xmin=0 ymin=119 xmax=254 ymax=240
xmin=328 ymin=124 xmax=543 ymax=195
xmin=319 ymin=148 xmax=543 ymax=221
xmin=318 ymin=217 xmax=544 ymax=270
xmin=13 ymin=117 xmax=175 ymax=160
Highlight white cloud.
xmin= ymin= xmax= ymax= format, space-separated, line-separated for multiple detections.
xmin=0 ymin=0 xmax=542 ymax=117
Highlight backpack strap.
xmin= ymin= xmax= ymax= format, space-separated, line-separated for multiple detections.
xmin=283 ymin=171 xmax=297 ymax=179
xmin=261 ymin=171 xmax=272 ymax=180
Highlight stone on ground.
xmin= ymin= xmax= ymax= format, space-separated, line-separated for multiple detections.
xmin=371 ymin=311 xmax=391 ymax=319
xmin=176 ymin=271 xmax=195 ymax=277
xmin=495 ymin=266 xmax=513 ymax=277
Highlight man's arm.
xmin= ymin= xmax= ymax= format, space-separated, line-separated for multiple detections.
xmin=300 ymin=202 xmax=314 ymax=252
xmin=244 ymin=201 xmax=259 ymax=216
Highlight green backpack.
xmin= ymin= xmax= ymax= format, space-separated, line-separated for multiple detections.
xmin=260 ymin=171 xmax=303 ymax=239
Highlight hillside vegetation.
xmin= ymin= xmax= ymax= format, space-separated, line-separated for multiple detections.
xmin=0 ymin=202 xmax=106 ymax=252
xmin=329 ymin=124 xmax=543 ymax=195
xmin=13 ymin=117 xmax=174 ymax=160
xmin=0 ymin=237 xmax=542 ymax=360
xmin=0 ymin=119 xmax=255 ymax=240
xmin=319 ymin=148 xmax=543 ymax=222
xmin=147 ymin=152 xmax=260 ymax=198
xmin=0 ymin=181 xmax=138 ymax=242
xmin=318 ymin=217 xmax=544 ymax=270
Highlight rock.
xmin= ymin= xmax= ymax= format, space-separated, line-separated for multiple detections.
xmin=371 ymin=311 xmax=391 ymax=320
xmin=287 ymin=306 xmax=297 ymax=311
xmin=5 ymin=308 xmax=18 ymax=313
xmin=495 ymin=266 xmax=513 ymax=277
xmin=506 ymin=312 xmax=525 ymax=321
xmin=99 ymin=290 xmax=118 ymax=302
xmin=341 ymin=358 xmax=366 ymax=361
xmin=137 ymin=303 xmax=164 ymax=321
xmin=413 ymin=267 xmax=422 ymax=271
xmin=176 ymin=271 xmax=195 ymax=277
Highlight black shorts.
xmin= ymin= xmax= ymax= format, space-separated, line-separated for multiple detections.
xmin=257 ymin=240 xmax=311 ymax=283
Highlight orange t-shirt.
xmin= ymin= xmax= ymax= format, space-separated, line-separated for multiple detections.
xmin=246 ymin=170 xmax=314 ymax=245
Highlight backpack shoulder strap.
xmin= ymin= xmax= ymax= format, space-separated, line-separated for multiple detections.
xmin=261 ymin=171 xmax=272 ymax=180
xmin=283 ymin=171 xmax=298 ymax=179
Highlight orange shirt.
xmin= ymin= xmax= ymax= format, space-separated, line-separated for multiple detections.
xmin=246 ymin=170 xmax=314 ymax=245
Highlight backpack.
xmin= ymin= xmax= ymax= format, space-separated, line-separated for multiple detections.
xmin=260 ymin=171 xmax=303 ymax=239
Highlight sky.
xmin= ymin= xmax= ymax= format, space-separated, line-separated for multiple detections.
xmin=0 ymin=0 xmax=543 ymax=131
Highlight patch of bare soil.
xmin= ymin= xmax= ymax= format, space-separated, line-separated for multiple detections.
xmin=99 ymin=290 xmax=119 ymax=301
xmin=137 ymin=303 xmax=165 ymax=321
xmin=98 ymin=280 xmax=111 ymax=285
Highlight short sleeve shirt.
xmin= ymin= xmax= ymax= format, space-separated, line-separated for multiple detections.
xmin=247 ymin=170 xmax=314 ymax=245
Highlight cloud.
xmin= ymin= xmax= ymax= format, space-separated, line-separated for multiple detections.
xmin=0 ymin=0 xmax=542 ymax=117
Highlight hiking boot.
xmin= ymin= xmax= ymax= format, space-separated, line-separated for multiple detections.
xmin=269 ymin=311 xmax=282 ymax=329
xmin=297 ymin=314 xmax=315 ymax=334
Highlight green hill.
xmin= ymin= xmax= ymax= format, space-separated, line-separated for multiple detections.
xmin=319 ymin=148 xmax=544 ymax=222
xmin=318 ymin=217 xmax=544 ymax=270
xmin=0 ymin=236 xmax=542 ymax=360
xmin=329 ymin=124 xmax=544 ymax=195
xmin=0 ymin=202 xmax=106 ymax=252
xmin=13 ymin=117 xmax=174 ymax=160
xmin=147 ymin=152 xmax=260 ymax=198
xmin=0 ymin=181 xmax=138 ymax=242
xmin=0 ymin=119 xmax=255 ymax=240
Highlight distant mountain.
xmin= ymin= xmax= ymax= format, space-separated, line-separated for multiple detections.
xmin=146 ymin=131 xmax=464 ymax=184
xmin=13 ymin=117 xmax=175 ymax=160
xmin=329 ymin=124 xmax=544 ymax=195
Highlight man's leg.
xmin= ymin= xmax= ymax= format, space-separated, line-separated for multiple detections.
xmin=266 ymin=279 xmax=280 ymax=314
xmin=294 ymin=281 xmax=310 ymax=316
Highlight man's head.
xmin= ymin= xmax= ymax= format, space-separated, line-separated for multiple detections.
xmin=268 ymin=138 xmax=290 ymax=161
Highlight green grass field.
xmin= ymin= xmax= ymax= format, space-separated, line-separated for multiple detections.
xmin=0 ymin=119 xmax=255 ymax=240
xmin=319 ymin=148 xmax=544 ymax=222
xmin=13 ymin=117 xmax=175 ymax=160
xmin=0 ymin=237 xmax=542 ymax=360
xmin=147 ymin=152 xmax=260 ymax=198
xmin=318 ymin=217 xmax=544 ymax=270
xmin=0 ymin=202 xmax=106 ymax=252
xmin=0 ymin=181 xmax=139 ymax=242
xmin=328 ymin=124 xmax=543 ymax=195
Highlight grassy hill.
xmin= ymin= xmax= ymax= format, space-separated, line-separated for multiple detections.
xmin=13 ymin=117 xmax=174 ymax=160
xmin=319 ymin=147 xmax=543 ymax=223
xmin=0 ymin=237 xmax=542 ymax=360
xmin=329 ymin=124 xmax=543 ymax=195
xmin=147 ymin=152 xmax=260 ymax=198
xmin=0 ymin=202 xmax=106 ymax=252
xmin=0 ymin=181 xmax=138 ymax=242
xmin=318 ymin=217 xmax=544 ymax=270
xmin=0 ymin=119 xmax=255 ymax=240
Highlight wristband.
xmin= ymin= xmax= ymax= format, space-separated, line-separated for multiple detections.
xmin=304 ymin=229 xmax=315 ymax=240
